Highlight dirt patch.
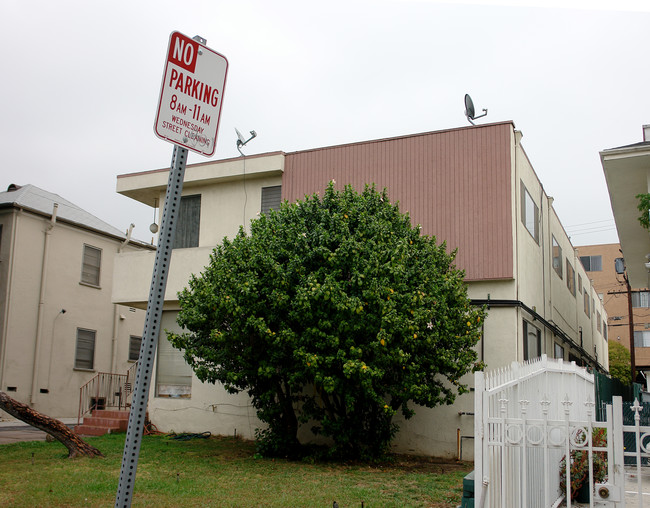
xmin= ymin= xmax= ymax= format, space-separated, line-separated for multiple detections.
xmin=388 ymin=454 xmax=473 ymax=474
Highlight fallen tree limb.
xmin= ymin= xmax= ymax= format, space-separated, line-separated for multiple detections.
xmin=0 ymin=391 xmax=103 ymax=458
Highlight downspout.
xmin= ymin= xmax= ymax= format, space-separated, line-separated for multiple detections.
xmin=30 ymin=203 xmax=58 ymax=404
xmin=111 ymin=224 xmax=135 ymax=374
xmin=514 ymin=130 xmax=522 ymax=360
xmin=541 ymin=195 xmax=548 ymax=354
xmin=0 ymin=210 xmax=19 ymax=391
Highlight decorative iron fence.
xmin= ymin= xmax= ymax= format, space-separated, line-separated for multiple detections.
xmin=475 ymin=355 xmax=650 ymax=507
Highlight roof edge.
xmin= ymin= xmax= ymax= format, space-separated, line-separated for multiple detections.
xmin=286 ymin=121 xmax=517 ymax=156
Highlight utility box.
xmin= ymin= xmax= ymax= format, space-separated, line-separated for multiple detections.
xmin=460 ymin=470 xmax=474 ymax=508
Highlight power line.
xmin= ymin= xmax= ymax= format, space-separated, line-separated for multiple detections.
xmin=565 ymin=219 xmax=615 ymax=229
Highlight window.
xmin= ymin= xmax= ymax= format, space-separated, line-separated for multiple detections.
xmin=520 ymin=182 xmax=539 ymax=243
xmin=596 ymin=312 xmax=602 ymax=332
xmin=634 ymin=331 xmax=650 ymax=347
xmin=81 ymin=245 xmax=101 ymax=286
xmin=552 ymin=236 xmax=562 ymax=279
xmin=156 ymin=333 xmax=192 ymax=398
xmin=261 ymin=185 xmax=282 ymax=215
xmin=584 ymin=291 xmax=590 ymax=316
xmin=566 ymin=260 xmax=576 ymax=296
xmin=603 ymin=321 xmax=607 ymax=341
xmin=75 ymin=328 xmax=96 ymax=370
xmin=173 ymin=194 xmax=201 ymax=249
xmin=578 ymin=275 xmax=583 ymax=295
xmin=579 ymin=255 xmax=602 ymax=272
xmin=129 ymin=336 xmax=142 ymax=362
xmin=632 ymin=291 xmax=650 ymax=308
xmin=554 ymin=342 xmax=564 ymax=360
xmin=523 ymin=320 xmax=542 ymax=361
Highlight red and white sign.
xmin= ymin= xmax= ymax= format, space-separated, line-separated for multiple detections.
xmin=154 ymin=32 xmax=228 ymax=157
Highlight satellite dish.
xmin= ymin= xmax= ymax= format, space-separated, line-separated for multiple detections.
xmin=234 ymin=127 xmax=258 ymax=156
xmin=235 ymin=128 xmax=247 ymax=146
xmin=464 ymin=94 xmax=488 ymax=125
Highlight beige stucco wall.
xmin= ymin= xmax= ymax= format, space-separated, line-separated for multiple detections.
xmin=147 ymin=311 xmax=263 ymax=440
xmin=512 ymin=136 xmax=607 ymax=370
xmin=0 ymin=208 xmax=148 ymax=418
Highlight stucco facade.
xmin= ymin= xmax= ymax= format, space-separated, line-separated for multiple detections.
xmin=0 ymin=185 xmax=153 ymax=419
xmin=114 ymin=122 xmax=608 ymax=458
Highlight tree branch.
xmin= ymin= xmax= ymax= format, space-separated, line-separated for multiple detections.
xmin=0 ymin=391 xmax=103 ymax=458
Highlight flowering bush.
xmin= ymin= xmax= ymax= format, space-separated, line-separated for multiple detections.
xmin=559 ymin=427 xmax=608 ymax=501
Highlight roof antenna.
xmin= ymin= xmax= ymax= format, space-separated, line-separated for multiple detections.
xmin=235 ymin=128 xmax=257 ymax=156
xmin=464 ymin=94 xmax=488 ymax=125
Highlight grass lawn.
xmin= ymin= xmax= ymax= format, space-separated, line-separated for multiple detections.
xmin=0 ymin=433 xmax=471 ymax=507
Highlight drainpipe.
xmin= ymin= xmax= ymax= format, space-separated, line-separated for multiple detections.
xmin=514 ymin=130 xmax=522 ymax=360
xmin=0 ymin=211 xmax=19 ymax=391
xmin=110 ymin=306 xmax=122 ymax=375
xmin=111 ymin=224 xmax=135 ymax=373
xmin=30 ymin=203 xmax=58 ymax=404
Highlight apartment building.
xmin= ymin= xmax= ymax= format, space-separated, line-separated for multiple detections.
xmin=114 ymin=122 xmax=607 ymax=457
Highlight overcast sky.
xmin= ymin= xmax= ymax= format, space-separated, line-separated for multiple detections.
xmin=2 ymin=0 xmax=648 ymax=246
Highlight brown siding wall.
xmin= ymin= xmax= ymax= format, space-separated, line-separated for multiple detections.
xmin=282 ymin=123 xmax=514 ymax=281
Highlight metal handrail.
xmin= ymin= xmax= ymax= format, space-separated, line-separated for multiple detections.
xmin=77 ymin=365 xmax=137 ymax=425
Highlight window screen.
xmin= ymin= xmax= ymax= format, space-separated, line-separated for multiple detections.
xmin=156 ymin=333 xmax=192 ymax=398
xmin=632 ymin=291 xmax=650 ymax=308
xmin=579 ymin=255 xmax=602 ymax=272
xmin=552 ymin=236 xmax=563 ymax=279
xmin=566 ymin=260 xmax=575 ymax=296
xmin=129 ymin=336 xmax=142 ymax=361
xmin=81 ymin=245 xmax=101 ymax=286
xmin=75 ymin=328 xmax=96 ymax=370
xmin=173 ymin=194 xmax=201 ymax=249
xmin=261 ymin=186 xmax=282 ymax=215
xmin=523 ymin=320 xmax=542 ymax=361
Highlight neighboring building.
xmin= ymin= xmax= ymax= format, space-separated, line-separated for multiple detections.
xmin=0 ymin=184 xmax=154 ymax=419
xmin=601 ymin=124 xmax=650 ymax=388
xmin=577 ymin=243 xmax=650 ymax=385
xmin=114 ymin=122 xmax=608 ymax=458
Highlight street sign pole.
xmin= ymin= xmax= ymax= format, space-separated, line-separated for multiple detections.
xmin=115 ymin=32 xmax=227 ymax=506
xmin=115 ymin=145 xmax=188 ymax=507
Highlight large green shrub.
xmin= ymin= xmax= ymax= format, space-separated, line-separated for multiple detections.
xmin=168 ymin=182 xmax=485 ymax=459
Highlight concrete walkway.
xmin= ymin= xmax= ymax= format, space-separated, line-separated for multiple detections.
xmin=0 ymin=418 xmax=77 ymax=444
xmin=624 ymin=467 xmax=650 ymax=507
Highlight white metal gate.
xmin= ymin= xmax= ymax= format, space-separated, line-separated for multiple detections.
xmin=474 ymin=355 xmax=650 ymax=507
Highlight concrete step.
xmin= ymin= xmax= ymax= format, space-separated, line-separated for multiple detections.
xmin=75 ymin=409 xmax=130 ymax=436
xmin=82 ymin=417 xmax=128 ymax=431
xmin=91 ymin=409 xmax=129 ymax=419
xmin=74 ymin=424 xmax=113 ymax=436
